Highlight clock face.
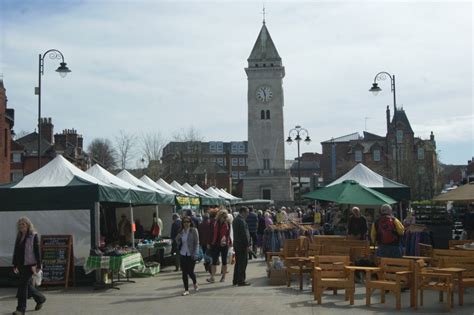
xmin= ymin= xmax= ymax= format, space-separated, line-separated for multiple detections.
xmin=256 ymin=86 xmax=273 ymax=103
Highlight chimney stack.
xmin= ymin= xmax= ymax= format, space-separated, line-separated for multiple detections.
xmin=40 ymin=117 xmax=54 ymax=144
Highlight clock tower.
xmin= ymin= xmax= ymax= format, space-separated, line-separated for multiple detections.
xmin=242 ymin=22 xmax=293 ymax=202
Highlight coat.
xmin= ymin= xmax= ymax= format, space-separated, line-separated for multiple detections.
xmin=176 ymin=227 xmax=199 ymax=258
xmin=232 ymin=214 xmax=250 ymax=249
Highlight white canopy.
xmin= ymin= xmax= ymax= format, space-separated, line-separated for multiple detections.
xmin=217 ymin=188 xmax=241 ymax=200
xmin=171 ymin=181 xmax=198 ymax=197
xmin=156 ymin=178 xmax=183 ymax=195
xmin=183 ymin=183 xmax=210 ymax=197
xmin=140 ymin=175 xmax=176 ymax=195
xmin=86 ymin=164 xmax=142 ymax=190
xmin=14 ymin=155 xmax=107 ymax=188
xmin=328 ymin=163 xmax=408 ymax=188
xmin=207 ymin=187 xmax=229 ymax=199
xmin=193 ymin=184 xmax=214 ymax=197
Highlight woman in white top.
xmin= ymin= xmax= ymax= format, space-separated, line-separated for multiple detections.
xmin=175 ymin=216 xmax=200 ymax=296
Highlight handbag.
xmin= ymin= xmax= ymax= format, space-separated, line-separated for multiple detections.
xmin=220 ymin=236 xmax=227 ymax=247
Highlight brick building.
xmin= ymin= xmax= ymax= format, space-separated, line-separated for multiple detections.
xmin=321 ymin=106 xmax=439 ymax=200
xmin=288 ymin=152 xmax=322 ymax=193
xmin=161 ymin=141 xmax=248 ymax=196
xmin=0 ymin=79 xmax=15 ymax=183
xmin=11 ymin=118 xmax=89 ymax=181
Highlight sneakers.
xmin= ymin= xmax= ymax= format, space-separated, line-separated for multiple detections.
xmin=182 ymin=291 xmax=190 ymax=296
xmin=193 ymin=283 xmax=199 ymax=291
xmin=206 ymin=278 xmax=215 ymax=283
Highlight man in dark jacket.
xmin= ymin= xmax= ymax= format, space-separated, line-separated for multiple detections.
xmin=170 ymin=214 xmax=182 ymax=271
xmin=347 ymin=207 xmax=368 ymax=240
xmin=232 ymin=206 xmax=251 ymax=286
xmin=246 ymin=207 xmax=258 ymax=260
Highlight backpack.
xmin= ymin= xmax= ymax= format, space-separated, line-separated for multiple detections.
xmin=376 ymin=216 xmax=399 ymax=245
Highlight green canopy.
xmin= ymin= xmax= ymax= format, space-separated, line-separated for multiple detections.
xmin=303 ymin=180 xmax=397 ymax=205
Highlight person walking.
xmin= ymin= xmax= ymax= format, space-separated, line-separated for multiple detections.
xmin=175 ymin=216 xmax=199 ymax=296
xmin=207 ymin=209 xmax=232 ymax=282
xmin=197 ymin=213 xmax=212 ymax=273
xmin=370 ymin=204 xmax=404 ymax=258
xmin=347 ymin=207 xmax=368 ymax=240
xmin=246 ymin=207 xmax=258 ymax=260
xmin=232 ymin=206 xmax=251 ymax=286
xmin=170 ymin=214 xmax=182 ymax=271
xmin=12 ymin=217 xmax=46 ymax=315
xmin=256 ymin=210 xmax=266 ymax=257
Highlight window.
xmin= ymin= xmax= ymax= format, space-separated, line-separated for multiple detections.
xmin=231 ymin=142 xmax=238 ymax=153
xmin=209 ymin=142 xmax=216 ymax=153
xmin=263 ymin=159 xmax=270 ymax=169
xmin=232 ymin=158 xmax=238 ymax=166
xmin=266 ymin=110 xmax=270 ymax=119
xmin=355 ymin=150 xmax=362 ymax=162
xmin=11 ymin=172 xmax=23 ymax=182
xmin=217 ymin=157 xmax=224 ymax=166
xmin=417 ymin=147 xmax=425 ymax=160
xmin=232 ymin=171 xmax=238 ymax=178
xmin=396 ymin=130 xmax=403 ymax=144
xmin=216 ymin=142 xmax=223 ymax=153
xmin=238 ymin=142 xmax=245 ymax=153
xmin=262 ymin=189 xmax=271 ymax=200
xmin=239 ymin=171 xmax=246 ymax=178
xmin=239 ymin=157 xmax=245 ymax=166
xmin=373 ymin=149 xmax=380 ymax=162
xmin=12 ymin=152 xmax=21 ymax=163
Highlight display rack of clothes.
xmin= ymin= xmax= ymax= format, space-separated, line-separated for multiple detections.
xmin=262 ymin=221 xmax=318 ymax=253
xmin=403 ymin=224 xmax=433 ymax=256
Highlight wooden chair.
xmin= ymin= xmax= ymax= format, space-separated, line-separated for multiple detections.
xmin=432 ymin=249 xmax=474 ymax=267
xmin=448 ymin=239 xmax=473 ymax=249
xmin=437 ymin=256 xmax=474 ymax=306
xmin=418 ymin=243 xmax=433 ymax=258
xmin=414 ymin=259 xmax=454 ymax=310
xmin=284 ymin=238 xmax=311 ymax=290
xmin=321 ymin=244 xmax=351 ymax=256
xmin=346 ymin=239 xmax=370 ymax=262
xmin=313 ymin=255 xmax=354 ymax=305
xmin=365 ymin=258 xmax=415 ymax=310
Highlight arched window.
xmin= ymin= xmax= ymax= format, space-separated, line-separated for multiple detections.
xmin=266 ymin=110 xmax=270 ymax=119
xmin=261 ymin=110 xmax=265 ymax=119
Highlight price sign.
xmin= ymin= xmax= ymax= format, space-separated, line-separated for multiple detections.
xmin=40 ymin=235 xmax=74 ymax=288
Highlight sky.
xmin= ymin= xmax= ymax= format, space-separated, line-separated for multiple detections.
xmin=0 ymin=0 xmax=472 ymax=167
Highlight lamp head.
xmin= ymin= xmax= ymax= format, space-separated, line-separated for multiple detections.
xmin=294 ymin=134 xmax=302 ymax=141
xmin=286 ymin=136 xmax=293 ymax=144
xmin=56 ymin=62 xmax=71 ymax=78
xmin=304 ymin=136 xmax=311 ymax=144
xmin=369 ymin=83 xmax=381 ymax=96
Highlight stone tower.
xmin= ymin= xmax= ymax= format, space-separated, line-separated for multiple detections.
xmin=242 ymin=22 xmax=293 ymax=202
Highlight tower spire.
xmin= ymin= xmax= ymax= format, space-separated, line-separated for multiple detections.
xmin=262 ymin=4 xmax=266 ymax=24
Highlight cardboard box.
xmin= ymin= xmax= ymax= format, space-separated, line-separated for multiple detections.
xmin=268 ymin=268 xmax=287 ymax=285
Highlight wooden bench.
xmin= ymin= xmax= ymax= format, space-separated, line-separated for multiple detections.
xmin=448 ymin=240 xmax=473 ymax=249
xmin=437 ymin=256 xmax=474 ymax=306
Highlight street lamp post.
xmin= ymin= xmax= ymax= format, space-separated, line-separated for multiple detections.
xmin=368 ymin=71 xmax=399 ymax=181
xmin=36 ymin=49 xmax=71 ymax=169
xmin=286 ymin=125 xmax=311 ymax=200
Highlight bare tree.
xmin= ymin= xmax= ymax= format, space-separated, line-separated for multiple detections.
xmin=172 ymin=126 xmax=204 ymax=142
xmin=88 ymin=138 xmax=117 ymax=170
xmin=139 ymin=132 xmax=166 ymax=165
xmin=115 ymin=130 xmax=136 ymax=169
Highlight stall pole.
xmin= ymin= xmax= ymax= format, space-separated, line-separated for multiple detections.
xmin=94 ymin=202 xmax=101 ymax=283
xmin=130 ymin=201 xmax=135 ymax=248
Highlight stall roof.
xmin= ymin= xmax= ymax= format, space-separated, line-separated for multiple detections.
xmin=0 ymin=155 xmax=131 ymax=210
xmin=140 ymin=175 xmax=176 ymax=195
xmin=171 ymin=181 xmax=198 ymax=197
xmin=116 ymin=170 xmax=175 ymax=205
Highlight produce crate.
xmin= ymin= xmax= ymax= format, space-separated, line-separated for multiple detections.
xmin=268 ymin=268 xmax=287 ymax=286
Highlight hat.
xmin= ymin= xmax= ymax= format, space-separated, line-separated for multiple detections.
xmin=380 ymin=204 xmax=392 ymax=215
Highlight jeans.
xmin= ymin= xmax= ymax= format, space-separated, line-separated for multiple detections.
xmin=179 ymin=255 xmax=197 ymax=291
xmin=16 ymin=265 xmax=45 ymax=312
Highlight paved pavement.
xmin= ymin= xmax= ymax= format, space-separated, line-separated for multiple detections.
xmin=1 ymin=259 xmax=473 ymax=315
